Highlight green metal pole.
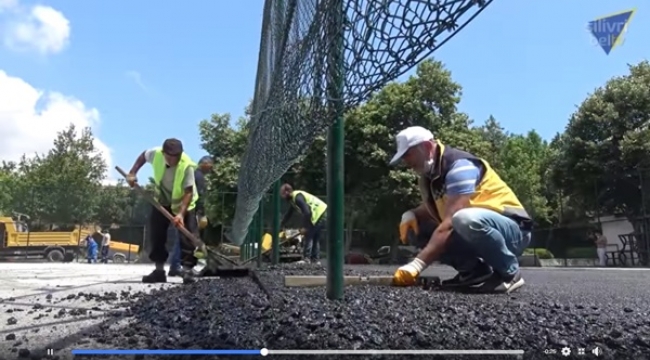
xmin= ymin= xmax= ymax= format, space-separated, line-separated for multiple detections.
xmin=251 ymin=211 xmax=259 ymax=261
xmin=325 ymin=0 xmax=345 ymax=300
xmin=272 ymin=180 xmax=281 ymax=265
xmin=257 ymin=198 xmax=264 ymax=267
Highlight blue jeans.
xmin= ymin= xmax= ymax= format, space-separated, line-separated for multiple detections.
xmin=440 ymin=208 xmax=531 ymax=277
xmin=303 ymin=217 xmax=325 ymax=261
xmin=170 ymin=229 xmax=182 ymax=270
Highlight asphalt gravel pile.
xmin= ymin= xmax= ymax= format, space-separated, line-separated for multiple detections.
xmin=7 ymin=265 xmax=650 ymax=360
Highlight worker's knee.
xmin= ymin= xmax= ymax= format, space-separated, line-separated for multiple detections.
xmin=451 ymin=208 xmax=495 ymax=243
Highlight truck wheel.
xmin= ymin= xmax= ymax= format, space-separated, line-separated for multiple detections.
xmin=113 ymin=254 xmax=126 ymax=264
xmin=46 ymin=249 xmax=65 ymax=262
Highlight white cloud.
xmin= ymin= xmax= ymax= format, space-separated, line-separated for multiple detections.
xmin=1 ymin=1 xmax=70 ymax=55
xmin=0 ymin=0 xmax=18 ymax=12
xmin=0 ymin=70 xmax=114 ymax=181
xmin=125 ymin=70 xmax=151 ymax=94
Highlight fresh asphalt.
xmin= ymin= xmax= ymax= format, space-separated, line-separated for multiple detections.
xmin=0 ymin=263 xmax=648 ymax=359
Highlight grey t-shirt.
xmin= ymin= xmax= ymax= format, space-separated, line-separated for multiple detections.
xmin=144 ymin=148 xmax=196 ymax=206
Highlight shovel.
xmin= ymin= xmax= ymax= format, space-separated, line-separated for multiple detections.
xmin=114 ymin=166 xmax=249 ymax=277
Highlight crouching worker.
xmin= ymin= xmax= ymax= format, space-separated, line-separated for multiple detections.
xmin=390 ymin=126 xmax=532 ymax=294
xmin=280 ymin=184 xmax=327 ymax=265
xmin=126 ymin=138 xmax=200 ymax=284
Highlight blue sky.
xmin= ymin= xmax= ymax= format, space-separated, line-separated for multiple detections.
xmin=0 ymin=0 xmax=645 ymax=181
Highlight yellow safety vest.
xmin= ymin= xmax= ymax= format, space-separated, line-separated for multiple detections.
xmin=290 ymin=190 xmax=327 ymax=225
xmin=419 ymin=143 xmax=532 ymax=228
xmin=152 ymin=148 xmax=199 ymax=214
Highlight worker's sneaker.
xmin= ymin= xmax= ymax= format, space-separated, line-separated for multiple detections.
xmin=441 ymin=261 xmax=493 ymax=288
xmin=142 ymin=270 xmax=167 ymax=283
xmin=296 ymin=259 xmax=311 ymax=265
xmin=168 ymin=267 xmax=182 ymax=277
xmin=311 ymin=259 xmax=321 ymax=266
xmin=477 ymin=271 xmax=525 ymax=294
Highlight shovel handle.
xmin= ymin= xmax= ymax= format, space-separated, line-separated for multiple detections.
xmin=115 ymin=166 xmax=202 ymax=248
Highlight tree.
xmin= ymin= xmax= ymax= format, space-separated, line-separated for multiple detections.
xmin=477 ymin=115 xmax=508 ymax=170
xmin=12 ymin=124 xmax=106 ymax=227
xmin=93 ymin=182 xmax=133 ymax=226
xmin=0 ymin=162 xmax=18 ymax=215
xmin=199 ymin=113 xmax=250 ymax=225
xmin=552 ymin=61 xmax=650 ymax=220
xmin=499 ymin=131 xmax=551 ymax=224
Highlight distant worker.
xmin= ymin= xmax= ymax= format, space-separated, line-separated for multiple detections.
xmin=280 ymin=184 xmax=327 ymax=265
xmin=126 ymin=138 xmax=200 ymax=284
xmin=593 ymin=230 xmax=608 ymax=267
xmin=169 ymin=155 xmax=213 ymax=277
xmin=389 ymin=126 xmax=532 ymax=293
xmin=100 ymin=229 xmax=111 ymax=264
xmin=85 ymin=234 xmax=98 ymax=264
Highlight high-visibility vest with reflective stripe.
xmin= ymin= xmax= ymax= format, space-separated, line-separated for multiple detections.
xmin=152 ymin=148 xmax=198 ymax=214
xmin=290 ymin=190 xmax=327 ymax=225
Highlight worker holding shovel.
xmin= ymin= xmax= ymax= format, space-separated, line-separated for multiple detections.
xmin=126 ymin=138 xmax=200 ymax=284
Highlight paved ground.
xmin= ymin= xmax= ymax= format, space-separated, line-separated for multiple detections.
xmin=0 ymin=263 xmax=176 ymax=359
xmin=1 ymin=263 xmax=649 ymax=359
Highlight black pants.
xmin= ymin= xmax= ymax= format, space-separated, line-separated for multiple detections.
xmin=149 ymin=206 xmax=198 ymax=268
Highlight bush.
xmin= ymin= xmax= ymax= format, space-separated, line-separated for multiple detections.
xmin=565 ymin=247 xmax=595 ymax=259
xmin=522 ymin=248 xmax=554 ymax=259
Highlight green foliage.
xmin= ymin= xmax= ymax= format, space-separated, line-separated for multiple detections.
xmin=1 ymin=124 xmax=149 ymax=228
xmin=6 ymin=125 xmax=106 ymax=225
xmin=565 ymin=247 xmax=596 ymax=259
xmin=522 ymin=248 xmax=555 ymax=259
xmin=198 ymin=113 xmax=250 ymax=225
xmin=551 ymin=61 xmax=650 ymax=219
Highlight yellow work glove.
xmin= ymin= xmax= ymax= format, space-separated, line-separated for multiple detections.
xmin=393 ymin=258 xmax=426 ymax=286
xmin=399 ymin=210 xmax=419 ymax=245
xmin=193 ymin=245 xmax=207 ymax=260
xmin=198 ymin=216 xmax=208 ymax=230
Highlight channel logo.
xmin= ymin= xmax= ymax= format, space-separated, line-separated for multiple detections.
xmin=587 ymin=9 xmax=636 ymax=55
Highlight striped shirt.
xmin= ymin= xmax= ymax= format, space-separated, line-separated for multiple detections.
xmin=444 ymin=159 xmax=480 ymax=196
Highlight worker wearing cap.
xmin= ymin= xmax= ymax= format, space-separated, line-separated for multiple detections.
xmin=389 ymin=126 xmax=532 ymax=294
xmin=280 ymin=184 xmax=327 ymax=265
xmin=168 ymin=155 xmax=213 ymax=277
xmin=126 ymin=138 xmax=200 ymax=284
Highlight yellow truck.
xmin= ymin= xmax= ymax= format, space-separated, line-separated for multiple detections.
xmin=0 ymin=216 xmax=87 ymax=262
xmin=103 ymin=239 xmax=139 ymax=263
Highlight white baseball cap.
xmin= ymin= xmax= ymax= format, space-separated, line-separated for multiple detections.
xmin=389 ymin=126 xmax=434 ymax=165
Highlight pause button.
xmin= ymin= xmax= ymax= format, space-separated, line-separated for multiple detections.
xmin=47 ymin=349 xmax=54 ymax=356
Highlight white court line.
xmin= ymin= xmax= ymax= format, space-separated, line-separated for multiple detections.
xmin=522 ymin=267 xmax=650 ymax=271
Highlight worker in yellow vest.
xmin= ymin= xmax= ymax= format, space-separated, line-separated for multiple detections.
xmin=389 ymin=126 xmax=533 ymax=294
xmin=280 ymin=184 xmax=327 ymax=265
xmin=126 ymin=138 xmax=200 ymax=284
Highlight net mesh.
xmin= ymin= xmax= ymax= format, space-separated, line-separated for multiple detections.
xmin=230 ymin=0 xmax=493 ymax=245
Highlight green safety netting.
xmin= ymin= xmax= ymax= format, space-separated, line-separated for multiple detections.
xmin=230 ymin=0 xmax=493 ymax=245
